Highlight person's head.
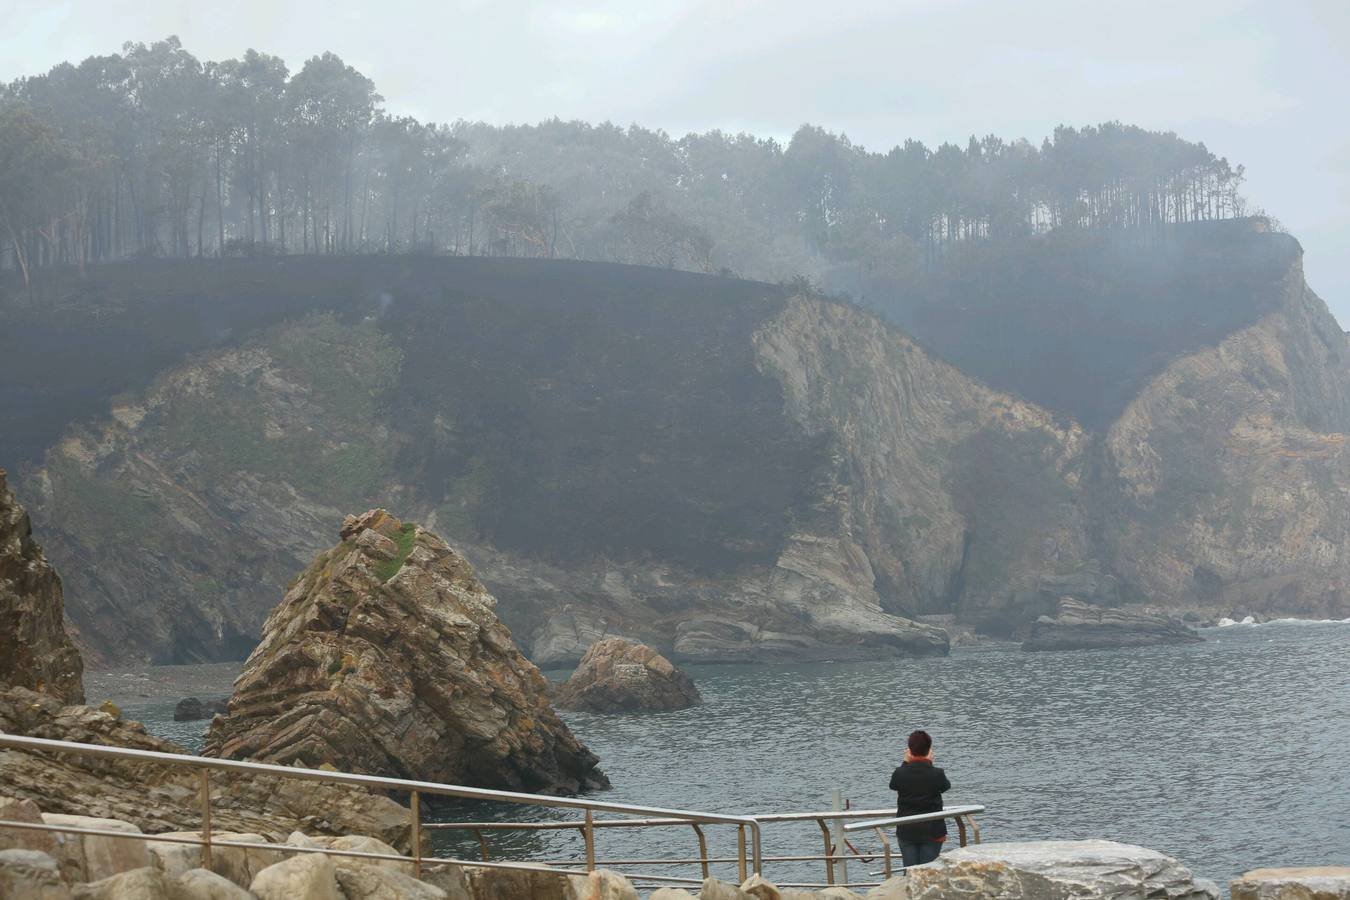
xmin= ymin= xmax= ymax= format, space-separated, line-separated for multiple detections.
xmin=907 ymin=730 xmax=933 ymax=758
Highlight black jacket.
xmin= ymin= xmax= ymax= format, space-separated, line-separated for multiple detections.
xmin=889 ymin=760 xmax=951 ymax=842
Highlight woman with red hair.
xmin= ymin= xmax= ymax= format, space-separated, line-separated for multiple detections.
xmin=888 ymin=729 xmax=951 ymax=868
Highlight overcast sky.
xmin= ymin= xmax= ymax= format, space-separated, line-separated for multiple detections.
xmin=3 ymin=0 xmax=1347 ymax=323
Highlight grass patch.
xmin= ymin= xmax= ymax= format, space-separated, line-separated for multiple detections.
xmin=374 ymin=523 xmax=419 ymax=583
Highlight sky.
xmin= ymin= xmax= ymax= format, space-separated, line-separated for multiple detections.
xmin=2 ymin=0 xmax=1347 ymax=323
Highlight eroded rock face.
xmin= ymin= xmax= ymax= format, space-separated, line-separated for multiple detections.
xmin=0 ymin=686 xmax=412 ymax=850
xmin=906 ymin=840 xmax=1219 ymax=899
xmin=555 ymin=639 xmax=701 ymax=713
xmin=204 ymin=510 xmax=608 ymax=795
xmin=1021 ymin=597 xmax=1203 ymax=651
xmin=0 ymin=469 xmax=84 ymax=703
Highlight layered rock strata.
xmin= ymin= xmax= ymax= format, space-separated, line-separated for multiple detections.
xmin=0 ymin=469 xmax=83 ymax=702
xmin=204 ymin=510 xmax=607 ymax=795
xmin=554 ymin=639 xmax=701 ymax=713
xmin=1021 ymin=597 xmax=1203 ymax=651
xmin=0 ymin=686 xmax=412 ymax=850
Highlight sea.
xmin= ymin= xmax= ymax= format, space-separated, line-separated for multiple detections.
xmin=104 ymin=620 xmax=1350 ymax=892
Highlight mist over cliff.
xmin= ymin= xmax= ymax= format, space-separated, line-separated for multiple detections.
xmin=3 ymin=219 xmax=1345 ymax=665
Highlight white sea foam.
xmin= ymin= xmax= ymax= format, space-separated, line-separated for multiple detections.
xmin=1215 ymin=615 xmax=1350 ymax=627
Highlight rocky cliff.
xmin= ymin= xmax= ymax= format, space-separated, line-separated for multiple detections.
xmin=0 ymin=469 xmax=83 ymax=702
xmin=203 ymin=509 xmax=607 ymax=795
xmin=5 ymin=238 xmax=1347 ymax=664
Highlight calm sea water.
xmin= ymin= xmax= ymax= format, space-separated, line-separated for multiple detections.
xmin=118 ymin=621 xmax=1349 ymax=891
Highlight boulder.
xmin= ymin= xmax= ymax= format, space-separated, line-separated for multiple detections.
xmin=1021 ymin=598 xmax=1203 ymax=651
xmin=0 ymin=468 xmax=84 ymax=703
xmin=0 ymin=848 xmax=72 ymax=899
xmin=249 ymin=852 xmax=342 ymax=900
xmin=173 ymin=868 xmax=256 ymax=900
xmin=554 ymin=639 xmax=701 ymax=713
xmin=1230 ymin=867 xmax=1350 ymax=899
xmin=172 ymin=699 xmax=227 ymax=722
xmin=0 ymin=794 xmax=58 ymax=856
xmin=205 ymin=509 xmax=607 ymax=795
xmin=418 ymin=864 xmax=473 ymax=900
xmin=0 ymin=686 xmax=414 ymax=851
xmin=41 ymin=813 xmax=150 ymax=883
xmin=573 ymin=869 xmax=640 ymax=900
xmin=146 ymin=831 xmax=282 ymax=885
xmin=864 ymin=876 xmax=909 ymax=899
xmin=335 ymin=862 xmax=449 ymax=899
xmin=649 ymin=890 xmax=698 ymax=900
xmin=905 ymin=840 xmax=1219 ymax=898
xmin=701 ymin=878 xmax=754 ymax=900
xmin=70 ymin=866 xmax=171 ymax=899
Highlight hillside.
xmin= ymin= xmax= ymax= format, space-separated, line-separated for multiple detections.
xmin=4 ymin=236 xmax=1348 ymax=665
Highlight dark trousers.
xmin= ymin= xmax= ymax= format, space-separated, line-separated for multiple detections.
xmin=898 ymin=839 xmax=942 ymax=868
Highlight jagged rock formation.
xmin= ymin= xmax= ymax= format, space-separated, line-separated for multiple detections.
xmin=0 ymin=686 xmax=413 ymax=849
xmin=204 ymin=510 xmax=608 ymax=795
xmin=0 ymin=469 xmax=83 ymax=703
xmin=6 ymin=240 xmax=1348 ymax=664
xmin=907 ymin=840 xmax=1220 ymax=899
xmin=1021 ymin=597 xmax=1202 ymax=651
xmin=554 ymin=639 xmax=701 ymax=713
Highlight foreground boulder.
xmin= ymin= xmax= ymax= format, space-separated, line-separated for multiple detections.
xmin=205 ymin=509 xmax=607 ymax=795
xmin=1022 ymin=597 xmax=1202 ymax=651
xmin=0 ymin=468 xmax=84 ymax=703
xmin=1230 ymin=867 xmax=1350 ymax=899
xmin=554 ymin=639 xmax=701 ymax=713
xmin=0 ymin=687 xmax=412 ymax=850
xmin=906 ymin=840 xmax=1218 ymax=898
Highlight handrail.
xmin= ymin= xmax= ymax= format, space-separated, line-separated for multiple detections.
xmin=0 ymin=732 xmax=986 ymax=889
xmin=843 ymin=804 xmax=986 ymax=831
xmin=0 ymin=732 xmax=764 ymax=875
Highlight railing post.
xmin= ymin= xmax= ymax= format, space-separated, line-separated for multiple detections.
xmin=583 ymin=810 xmax=596 ymax=872
xmin=873 ymin=826 xmax=892 ymax=879
xmin=410 ymin=790 xmax=422 ymax=878
xmin=749 ymin=820 xmax=763 ymax=877
xmin=816 ymin=819 xmax=834 ymax=885
xmin=736 ymin=824 xmax=747 ymax=884
xmin=199 ymin=770 xmax=213 ymax=872
xmin=691 ymin=824 xmax=710 ymax=879
xmin=955 ymin=814 xmax=968 ymax=847
xmin=831 ymin=790 xmax=848 ymax=885
xmin=474 ymin=829 xmax=490 ymax=861
xmin=967 ymin=815 xmax=981 ymax=845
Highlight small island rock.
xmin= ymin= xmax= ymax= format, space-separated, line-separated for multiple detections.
xmin=204 ymin=509 xmax=607 ymax=795
xmin=555 ymin=639 xmax=701 ymax=713
xmin=1022 ymin=597 xmax=1202 ymax=652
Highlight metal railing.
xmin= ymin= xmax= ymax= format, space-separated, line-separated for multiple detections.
xmin=0 ymin=732 xmax=982 ymax=890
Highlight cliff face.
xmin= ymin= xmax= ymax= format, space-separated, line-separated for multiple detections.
xmin=0 ymin=469 xmax=84 ymax=702
xmin=1100 ymin=259 xmax=1350 ymax=617
xmin=8 ymin=241 xmax=1349 ymax=664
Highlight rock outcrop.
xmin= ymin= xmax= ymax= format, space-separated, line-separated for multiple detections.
xmin=0 ymin=686 xmax=413 ymax=850
xmin=0 ymin=469 xmax=83 ymax=703
xmin=204 ymin=510 xmax=607 ymax=795
xmin=905 ymin=840 xmax=1219 ymax=899
xmin=554 ymin=639 xmax=701 ymax=713
xmin=1231 ymin=867 xmax=1350 ymax=899
xmin=174 ymin=698 xmax=229 ymax=722
xmin=1021 ymin=597 xmax=1203 ymax=651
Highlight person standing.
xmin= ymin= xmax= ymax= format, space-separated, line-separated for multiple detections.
xmin=889 ymin=729 xmax=951 ymax=868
